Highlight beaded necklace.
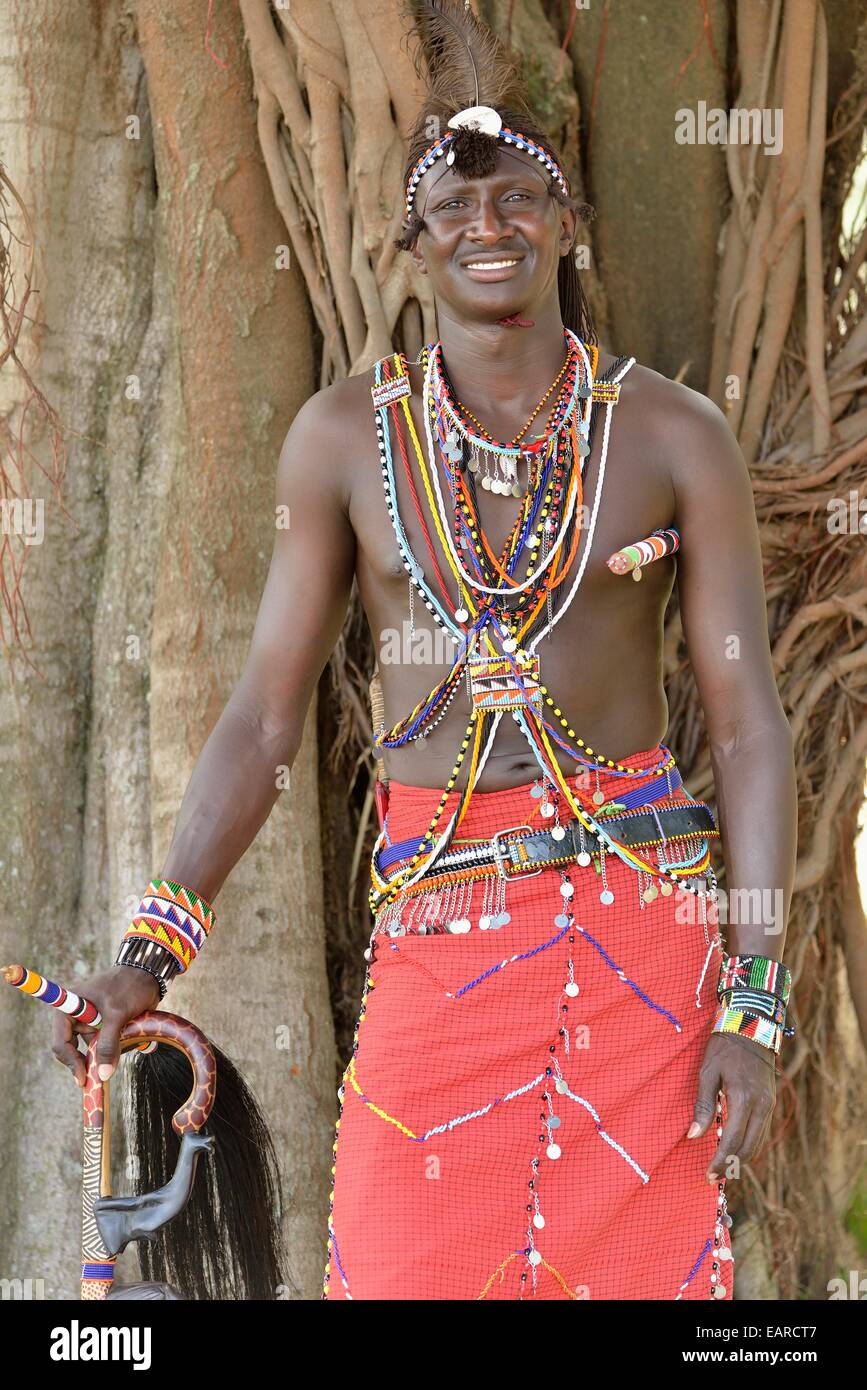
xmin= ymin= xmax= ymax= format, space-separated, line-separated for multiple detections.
xmin=368 ymin=333 xmax=694 ymax=914
xmin=428 ymin=334 xmax=583 ymax=600
xmin=454 ymin=343 xmax=572 ymax=457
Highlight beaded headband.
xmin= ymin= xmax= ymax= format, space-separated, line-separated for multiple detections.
xmin=404 ymin=105 xmax=570 ymax=221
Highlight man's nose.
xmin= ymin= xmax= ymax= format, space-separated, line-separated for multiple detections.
xmin=468 ymin=195 xmax=514 ymax=239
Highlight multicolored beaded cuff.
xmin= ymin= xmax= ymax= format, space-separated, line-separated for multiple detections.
xmin=119 ymin=877 xmax=217 ymax=974
xmin=717 ymin=954 xmax=791 ymax=1006
xmin=711 ymin=1002 xmax=785 ymax=1055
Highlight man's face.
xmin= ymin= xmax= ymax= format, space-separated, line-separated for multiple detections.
xmin=410 ymin=144 xmax=575 ymax=321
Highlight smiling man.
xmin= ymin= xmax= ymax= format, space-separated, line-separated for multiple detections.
xmin=51 ymin=0 xmax=797 ymax=1301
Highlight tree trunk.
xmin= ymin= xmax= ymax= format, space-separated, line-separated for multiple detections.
xmin=0 ymin=0 xmax=331 ymax=1299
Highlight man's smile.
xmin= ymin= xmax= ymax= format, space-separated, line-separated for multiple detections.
xmin=460 ymin=254 xmax=525 ymax=280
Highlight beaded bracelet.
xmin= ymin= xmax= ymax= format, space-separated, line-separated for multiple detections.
xmin=116 ymin=952 xmax=171 ymax=1001
xmin=717 ymin=954 xmax=791 ymax=1006
xmin=118 ymin=877 xmax=217 ymax=974
xmin=718 ymin=988 xmax=786 ymax=1024
xmin=711 ymin=1002 xmax=788 ymax=1055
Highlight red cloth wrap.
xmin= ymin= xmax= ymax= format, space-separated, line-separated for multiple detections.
xmin=326 ymin=742 xmax=734 ymax=1300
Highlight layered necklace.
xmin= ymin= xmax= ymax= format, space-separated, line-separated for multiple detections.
xmin=449 ymin=340 xmax=577 ymax=498
xmin=368 ymin=330 xmax=683 ymax=914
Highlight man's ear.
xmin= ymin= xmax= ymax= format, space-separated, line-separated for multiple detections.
xmin=410 ymin=240 xmax=428 ymax=276
xmin=559 ymin=205 xmax=578 ymax=258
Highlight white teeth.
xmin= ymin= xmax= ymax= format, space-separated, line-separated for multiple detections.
xmin=465 ymin=259 xmax=519 ymax=269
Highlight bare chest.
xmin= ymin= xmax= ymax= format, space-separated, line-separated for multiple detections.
xmin=347 ymin=367 xmax=678 ymax=657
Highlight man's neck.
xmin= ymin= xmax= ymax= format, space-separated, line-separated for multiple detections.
xmin=435 ymin=297 xmax=571 ymax=424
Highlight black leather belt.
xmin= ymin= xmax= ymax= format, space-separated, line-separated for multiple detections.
xmin=380 ymin=802 xmax=718 ymax=888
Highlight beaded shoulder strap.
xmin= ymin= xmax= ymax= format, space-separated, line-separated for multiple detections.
xmin=590 ymin=349 xmax=630 ymax=403
xmin=369 ymin=344 xmax=616 ymax=406
xmin=370 ymin=351 xmax=411 ymax=410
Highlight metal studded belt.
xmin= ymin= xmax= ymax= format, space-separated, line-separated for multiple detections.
xmin=377 ymin=801 xmax=718 ymax=890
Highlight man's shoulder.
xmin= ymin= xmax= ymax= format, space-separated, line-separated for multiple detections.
xmin=617 ymin=359 xmax=734 ymax=455
xmin=277 ymin=366 xmax=385 ymax=510
xmin=293 ymin=368 xmax=377 ymax=436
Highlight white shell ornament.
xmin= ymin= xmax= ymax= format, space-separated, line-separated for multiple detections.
xmin=447 ymin=105 xmax=504 ymax=136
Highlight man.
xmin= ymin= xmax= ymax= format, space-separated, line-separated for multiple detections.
xmin=53 ymin=2 xmax=796 ymax=1300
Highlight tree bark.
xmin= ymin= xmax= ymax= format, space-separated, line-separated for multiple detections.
xmin=0 ymin=0 xmax=331 ymax=1300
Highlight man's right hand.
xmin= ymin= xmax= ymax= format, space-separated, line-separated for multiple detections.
xmin=52 ymin=965 xmax=161 ymax=1087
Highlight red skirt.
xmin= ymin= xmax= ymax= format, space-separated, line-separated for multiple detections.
xmin=324 ymin=743 xmax=734 ymax=1300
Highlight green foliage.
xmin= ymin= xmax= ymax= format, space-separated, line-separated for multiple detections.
xmin=845 ymin=1170 xmax=867 ymax=1259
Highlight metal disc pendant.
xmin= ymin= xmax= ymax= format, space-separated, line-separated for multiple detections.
xmin=565 ymin=981 xmax=579 ymax=997
xmin=478 ymin=914 xmax=491 ymax=930
xmin=642 ymin=885 xmax=659 ymax=903
xmin=530 ymin=783 xmax=544 ymax=798
xmin=481 ymin=474 xmax=492 ymax=490
xmin=560 ymin=882 xmax=574 ymax=898
xmin=552 ymin=825 xmax=566 ymax=841
xmin=454 ymin=607 xmax=469 ymax=622
xmin=578 ymin=436 xmax=591 ymax=457
xmin=592 ymin=790 xmax=605 ymax=805
xmin=660 ymin=881 xmax=674 ymax=896
xmin=511 ymin=482 xmax=522 ymax=498
xmin=468 ymin=456 xmax=480 ymax=473
xmin=554 ymin=913 xmax=569 ymax=928
xmin=503 ymin=637 xmax=518 ymax=652
xmin=600 ymin=889 xmax=615 ymax=905
xmin=555 ymin=1078 xmax=569 ymax=1094
xmin=546 ymin=1143 xmax=561 ymax=1160
xmin=448 ymin=918 xmax=471 ymax=934
xmin=528 ymin=1249 xmax=543 ymax=1266
xmin=540 ymin=801 xmax=554 ymax=817
xmin=577 ymin=852 xmax=592 ymax=867
xmin=533 ymin=1213 xmax=545 ymax=1230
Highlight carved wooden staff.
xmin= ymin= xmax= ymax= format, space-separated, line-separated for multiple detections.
xmin=4 ymin=963 xmax=216 ymax=1299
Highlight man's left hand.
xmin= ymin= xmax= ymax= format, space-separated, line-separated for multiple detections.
xmin=687 ymin=1033 xmax=777 ymax=1181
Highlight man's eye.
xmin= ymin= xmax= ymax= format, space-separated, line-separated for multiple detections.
xmin=437 ymin=191 xmax=533 ymax=211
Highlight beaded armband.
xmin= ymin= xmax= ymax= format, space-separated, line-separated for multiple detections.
xmin=711 ymin=1002 xmax=791 ymax=1056
xmin=717 ymin=954 xmax=791 ymax=1006
xmin=712 ymin=954 xmax=795 ymax=1055
xmin=118 ymin=877 xmax=216 ymax=974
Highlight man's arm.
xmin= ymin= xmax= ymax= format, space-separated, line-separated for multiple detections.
xmin=159 ymin=385 xmax=358 ymax=899
xmin=671 ymin=389 xmax=797 ymax=958
xmin=52 ymin=384 xmax=357 ymax=1084
xmin=664 ymin=383 xmax=797 ymax=1178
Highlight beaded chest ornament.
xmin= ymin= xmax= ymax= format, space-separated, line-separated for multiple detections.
xmin=367 ymin=333 xmax=719 ymax=934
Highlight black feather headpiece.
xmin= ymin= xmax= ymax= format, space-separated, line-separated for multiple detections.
xmin=406 ymin=0 xmax=532 ymax=186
